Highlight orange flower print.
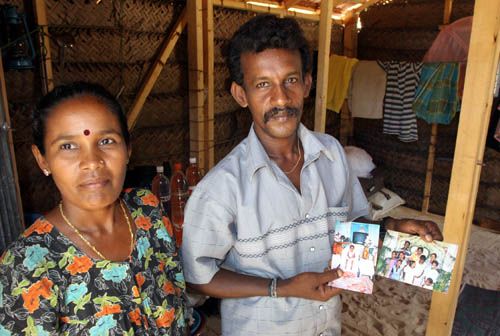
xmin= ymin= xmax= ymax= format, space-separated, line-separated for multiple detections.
xmin=30 ymin=277 xmax=54 ymax=299
xmin=135 ymin=216 xmax=152 ymax=231
xmin=158 ymin=261 xmax=165 ymax=272
xmin=135 ymin=273 xmax=145 ymax=288
xmin=23 ymin=219 xmax=53 ymax=237
xmin=95 ymin=304 xmax=122 ymax=317
xmin=66 ymin=255 xmax=93 ymax=275
xmin=162 ymin=216 xmax=174 ymax=237
xmin=141 ymin=193 xmax=159 ymax=207
xmin=21 ymin=288 xmax=40 ymax=313
xmin=21 ymin=277 xmax=55 ymax=313
xmin=132 ymin=286 xmax=140 ymax=298
xmin=128 ymin=307 xmax=142 ymax=326
xmin=155 ymin=308 xmax=175 ymax=328
xmin=60 ymin=316 xmax=70 ymax=324
xmin=162 ymin=281 xmax=176 ymax=295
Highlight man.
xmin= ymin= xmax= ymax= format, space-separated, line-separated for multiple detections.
xmin=181 ymin=15 xmax=442 ymax=335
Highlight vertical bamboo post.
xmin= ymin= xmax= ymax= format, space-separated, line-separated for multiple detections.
xmin=340 ymin=15 xmax=358 ymax=145
xmin=425 ymin=0 xmax=499 ymax=334
xmin=422 ymin=0 xmax=453 ymax=213
xmin=34 ymin=0 xmax=54 ymax=94
xmin=188 ymin=0 xmax=206 ymax=167
xmin=202 ymin=0 xmax=214 ymax=171
xmin=314 ymin=0 xmax=334 ymax=133
xmin=0 ymin=56 xmax=24 ymax=228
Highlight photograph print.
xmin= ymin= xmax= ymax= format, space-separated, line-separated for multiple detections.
xmin=329 ymin=221 xmax=380 ymax=294
xmin=376 ymin=230 xmax=458 ymax=292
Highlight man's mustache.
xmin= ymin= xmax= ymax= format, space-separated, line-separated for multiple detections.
xmin=263 ymin=107 xmax=300 ymax=124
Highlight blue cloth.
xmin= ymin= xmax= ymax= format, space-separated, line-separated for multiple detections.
xmin=413 ymin=63 xmax=461 ymax=125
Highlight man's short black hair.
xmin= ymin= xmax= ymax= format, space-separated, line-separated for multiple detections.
xmin=227 ymin=14 xmax=311 ymax=86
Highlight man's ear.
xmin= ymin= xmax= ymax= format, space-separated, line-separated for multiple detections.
xmin=31 ymin=144 xmax=49 ymax=174
xmin=230 ymin=82 xmax=248 ymax=108
xmin=303 ymin=72 xmax=313 ymax=98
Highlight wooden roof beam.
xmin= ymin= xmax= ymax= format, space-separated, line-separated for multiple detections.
xmin=213 ymin=0 xmax=320 ymax=21
xmin=284 ymin=0 xmax=302 ymax=9
xmin=127 ymin=8 xmax=187 ymax=131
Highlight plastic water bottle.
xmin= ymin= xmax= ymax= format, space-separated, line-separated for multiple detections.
xmin=186 ymin=157 xmax=202 ymax=196
xmin=170 ymin=162 xmax=188 ymax=246
xmin=151 ymin=166 xmax=170 ymax=216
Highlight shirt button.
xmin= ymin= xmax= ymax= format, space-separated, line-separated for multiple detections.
xmin=319 ymin=305 xmax=324 ymax=310
xmin=319 ymin=333 xmax=324 ymax=336
xmin=310 ymin=247 xmax=315 ymax=252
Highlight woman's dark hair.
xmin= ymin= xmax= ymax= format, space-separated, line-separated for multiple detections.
xmin=32 ymin=82 xmax=130 ymax=154
xmin=227 ymin=15 xmax=311 ymax=86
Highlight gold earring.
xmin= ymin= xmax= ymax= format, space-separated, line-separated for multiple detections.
xmin=43 ymin=169 xmax=50 ymax=176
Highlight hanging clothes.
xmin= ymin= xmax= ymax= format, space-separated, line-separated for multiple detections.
xmin=378 ymin=61 xmax=423 ymax=142
xmin=326 ymin=54 xmax=359 ymax=113
xmin=413 ymin=63 xmax=461 ymax=125
xmin=348 ymin=61 xmax=386 ymax=119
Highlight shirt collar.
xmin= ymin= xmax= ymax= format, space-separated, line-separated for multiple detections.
xmin=246 ymin=123 xmax=336 ymax=180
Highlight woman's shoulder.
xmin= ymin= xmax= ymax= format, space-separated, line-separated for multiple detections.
xmin=122 ymin=188 xmax=158 ymax=207
xmin=0 ymin=217 xmax=62 ymax=276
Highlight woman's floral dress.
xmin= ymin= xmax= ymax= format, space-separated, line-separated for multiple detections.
xmin=0 ymin=189 xmax=186 ymax=335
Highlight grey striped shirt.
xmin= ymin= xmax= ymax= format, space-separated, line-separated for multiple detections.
xmin=182 ymin=124 xmax=369 ymax=335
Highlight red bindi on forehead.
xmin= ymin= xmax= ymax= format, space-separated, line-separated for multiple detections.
xmin=83 ymin=129 xmax=90 ymax=136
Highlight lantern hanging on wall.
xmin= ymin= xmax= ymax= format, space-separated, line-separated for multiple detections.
xmin=0 ymin=5 xmax=35 ymax=70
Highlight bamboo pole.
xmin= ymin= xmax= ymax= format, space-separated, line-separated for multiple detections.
xmin=425 ymin=0 xmax=499 ymax=334
xmin=422 ymin=0 xmax=453 ymax=213
xmin=0 ymin=56 xmax=24 ymax=229
xmin=127 ymin=9 xmax=187 ymax=131
xmin=339 ymin=15 xmax=358 ymax=145
xmin=34 ymin=0 xmax=54 ymax=94
xmin=314 ymin=0 xmax=335 ymax=133
xmin=202 ymin=0 xmax=215 ymax=171
xmin=188 ymin=0 xmax=206 ymax=166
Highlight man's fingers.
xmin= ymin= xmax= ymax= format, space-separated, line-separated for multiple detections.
xmin=425 ymin=221 xmax=443 ymax=241
xmin=318 ymin=268 xmax=341 ymax=284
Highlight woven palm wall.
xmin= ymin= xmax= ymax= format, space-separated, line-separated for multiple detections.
xmin=5 ymin=0 xmax=495 ymax=223
xmin=2 ymin=0 xmax=343 ymax=215
xmin=355 ymin=0 xmax=499 ymax=222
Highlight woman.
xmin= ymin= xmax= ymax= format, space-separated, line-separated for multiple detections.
xmin=0 ymin=82 xmax=186 ymax=335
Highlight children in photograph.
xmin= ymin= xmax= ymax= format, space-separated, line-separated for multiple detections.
xmin=398 ymin=251 xmax=407 ymax=267
xmin=413 ymin=255 xmax=427 ymax=285
xmin=359 ymin=247 xmax=375 ymax=278
xmin=402 ymin=260 xmax=417 ymax=284
xmin=384 ymin=251 xmax=399 ymax=277
xmin=344 ymin=244 xmax=358 ymax=272
xmin=423 ymin=260 xmax=440 ymax=284
xmin=376 ymin=230 xmax=458 ymax=292
xmin=389 ymin=260 xmax=404 ymax=280
xmin=410 ymin=246 xmax=424 ymax=262
xmin=422 ymin=278 xmax=434 ymax=290
xmin=426 ymin=253 xmax=437 ymax=267
xmin=401 ymin=240 xmax=412 ymax=256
